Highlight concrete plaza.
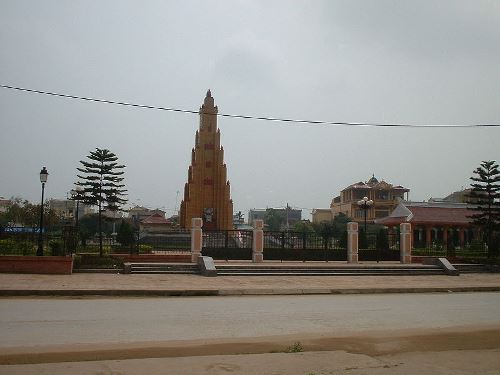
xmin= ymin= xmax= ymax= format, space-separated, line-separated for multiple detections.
xmin=1 ymin=267 xmax=500 ymax=296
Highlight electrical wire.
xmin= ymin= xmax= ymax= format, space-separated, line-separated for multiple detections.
xmin=1 ymin=83 xmax=499 ymax=128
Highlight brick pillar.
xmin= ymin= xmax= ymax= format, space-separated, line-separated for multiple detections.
xmin=252 ymin=219 xmax=264 ymax=263
xmin=191 ymin=218 xmax=203 ymax=263
xmin=400 ymin=223 xmax=412 ymax=264
xmin=347 ymin=222 xmax=359 ymax=263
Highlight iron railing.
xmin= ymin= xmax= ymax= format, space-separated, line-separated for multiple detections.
xmin=263 ymin=231 xmax=346 ymax=261
xmin=358 ymin=232 xmax=400 ymax=261
xmin=136 ymin=231 xmax=191 ymax=253
xmin=202 ymin=230 xmax=253 ymax=260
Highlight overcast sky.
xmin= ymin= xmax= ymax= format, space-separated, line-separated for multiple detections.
xmin=1 ymin=0 xmax=499 ymax=220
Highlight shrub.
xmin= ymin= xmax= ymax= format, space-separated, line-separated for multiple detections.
xmin=286 ymin=342 xmax=303 ymax=353
xmin=49 ymin=240 xmax=64 ymax=256
xmin=0 ymin=239 xmax=17 ymax=254
xmin=74 ymin=254 xmax=124 ymax=269
xmin=138 ymin=244 xmax=153 ymax=254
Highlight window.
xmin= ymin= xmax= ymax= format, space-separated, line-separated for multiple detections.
xmin=204 ymin=143 xmax=214 ymax=150
xmin=375 ymin=210 xmax=389 ymax=218
xmin=354 ymin=209 xmax=365 ymax=218
xmin=376 ymin=191 xmax=389 ymax=200
xmin=206 ymin=161 xmax=212 ymax=168
xmin=353 ymin=190 xmax=369 ymax=199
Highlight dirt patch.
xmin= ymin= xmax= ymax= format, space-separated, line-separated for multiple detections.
xmin=1 ymin=325 xmax=499 ymax=365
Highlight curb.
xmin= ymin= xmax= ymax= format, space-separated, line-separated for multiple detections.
xmin=1 ymin=286 xmax=500 ymax=297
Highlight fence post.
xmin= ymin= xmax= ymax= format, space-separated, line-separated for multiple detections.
xmin=347 ymin=222 xmax=359 ymax=263
xmin=252 ymin=219 xmax=264 ymax=263
xmin=400 ymin=222 xmax=412 ymax=264
xmin=191 ymin=218 xmax=203 ymax=263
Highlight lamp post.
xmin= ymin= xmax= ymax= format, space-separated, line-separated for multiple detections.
xmin=37 ymin=167 xmax=49 ymax=256
xmin=70 ymin=186 xmax=82 ymax=230
xmin=357 ymin=196 xmax=373 ymax=234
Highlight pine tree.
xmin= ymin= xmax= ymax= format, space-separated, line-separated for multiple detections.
xmin=468 ymin=160 xmax=500 ymax=258
xmin=76 ymin=148 xmax=127 ymax=256
xmin=116 ymin=219 xmax=134 ymax=248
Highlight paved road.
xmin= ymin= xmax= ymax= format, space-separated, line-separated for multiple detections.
xmin=1 ymin=292 xmax=500 ymax=347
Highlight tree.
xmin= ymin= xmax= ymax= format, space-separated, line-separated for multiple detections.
xmin=293 ymin=220 xmax=314 ymax=233
xmin=0 ymin=198 xmax=58 ymax=230
xmin=76 ymin=148 xmax=127 ymax=256
xmin=78 ymin=213 xmax=114 ymax=246
xmin=264 ymin=208 xmax=284 ymax=231
xmin=116 ymin=219 xmax=135 ymax=247
xmin=467 ymin=160 xmax=500 ymax=258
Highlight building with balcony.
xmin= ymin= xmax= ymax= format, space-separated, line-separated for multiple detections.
xmin=330 ymin=175 xmax=409 ymax=224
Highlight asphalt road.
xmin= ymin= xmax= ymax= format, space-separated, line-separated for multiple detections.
xmin=1 ymin=292 xmax=500 ymax=347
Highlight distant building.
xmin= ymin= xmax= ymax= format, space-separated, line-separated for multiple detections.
xmin=140 ymin=213 xmax=173 ymax=234
xmin=128 ymin=206 xmax=166 ymax=222
xmin=49 ymin=199 xmax=92 ymax=223
xmin=330 ymin=175 xmax=409 ymax=224
xmin=311 ymin=208 xmax=334 ymax=223
xmin=248 ymin=207 xmax=302 ymax=229
xmin=0 ymin=197 xmax=9 ymax=214
xmin=429 ymin=189 xmax=480 ymax=204
xmin=247 ymin=209 xmax=267 ymax=225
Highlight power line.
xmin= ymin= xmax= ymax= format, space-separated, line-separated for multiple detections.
xmin=1 ymin=83 xmax=499 ymax=128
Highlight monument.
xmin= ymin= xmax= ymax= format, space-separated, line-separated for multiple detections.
xmin=179 ymin=90 xmax=234 ymax=230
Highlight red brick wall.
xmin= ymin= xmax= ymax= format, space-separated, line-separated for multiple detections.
xmin=0 ymin=256 xmax=73 ymax=274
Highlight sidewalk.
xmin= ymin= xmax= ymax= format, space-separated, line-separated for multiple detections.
xmin=1 ymin=272 xmax=500 ymax=296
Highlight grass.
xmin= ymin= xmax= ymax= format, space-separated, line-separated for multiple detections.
xmin=286 ymin=341 xmax=304 ymax=353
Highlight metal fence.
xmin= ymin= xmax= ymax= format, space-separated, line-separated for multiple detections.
xmin=202 ymin=230 xmax=253 ymax=260
xmin=412 ymin=240 xmax=489 ymax=259
xmin=358 ymin=232 xmax=400 ymax=261
xmin=137 ymin=231 xmax=191 ymax=254
xmin=0 ymin=231 xmax=73 ymax=256
xmin=0 ymin=230 xmax=192 ymax=256
xmin=263 ymin=231 xmax=346 ymax=261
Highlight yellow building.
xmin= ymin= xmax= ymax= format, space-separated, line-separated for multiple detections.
xmin=311 ymin=208 xmax=333 ymax=223
xmin=330 ymin=175 xmax=409 ymax=223
xmin=179 ymin=90 xmax=233 ymax=230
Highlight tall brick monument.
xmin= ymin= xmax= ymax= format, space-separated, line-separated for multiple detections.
xmin=179 ymin=90 xmax=234 ymax=230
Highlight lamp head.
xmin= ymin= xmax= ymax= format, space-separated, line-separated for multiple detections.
xmin=39 ymin=167 xmax=48 ymax=184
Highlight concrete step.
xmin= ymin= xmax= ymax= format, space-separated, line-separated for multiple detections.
xmin=217 ymin=270 xmax=444 ymax=276
xmin=130 ymin=270 xmax=199 ymax=274
xmin=127 ymin=262 xmax=199 ymax=274
xmin=453 ymin=264 xmax=489 ymax=273
xmin=215 ymin=266 xmax=440 ymax=272
xmin=216 ymin=265 xmax=444 ymax=276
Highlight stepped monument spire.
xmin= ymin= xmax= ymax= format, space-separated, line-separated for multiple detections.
xmin=179 ymin=91 xmax=233 ymax=230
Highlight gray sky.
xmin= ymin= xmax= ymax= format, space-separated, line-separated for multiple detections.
xmin=1 ymin=0 xmax=499 ymax=220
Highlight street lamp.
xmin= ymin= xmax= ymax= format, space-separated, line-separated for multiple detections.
xmin=357 ymin=196 xmax=373 ymax=234
xmin=37 ymin=167 xmax=49 ymax=256
xmin=70 ymin=185 xmax=83 ymax=230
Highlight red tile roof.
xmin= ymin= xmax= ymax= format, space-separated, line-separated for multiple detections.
xmin=377 ymin=204 xmax=475 ymax=226
xmin=141 ymin=214 xmax=171 ymax=225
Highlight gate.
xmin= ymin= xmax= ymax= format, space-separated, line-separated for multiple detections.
xmin=137 ymin=231 xmax=191 ymax=253
xmin=202 ymin=230 xmax=253 ymax=260
xmin=263 ymin=231 xmax=347 ymax=261
xmin=358 ymin=231 xmax=400 ymax=261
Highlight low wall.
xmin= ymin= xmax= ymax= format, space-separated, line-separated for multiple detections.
xmin=0 ymin=256 xmax=73 ymax=274
xmin=112 ymin=253 xmax=192 ymax=263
